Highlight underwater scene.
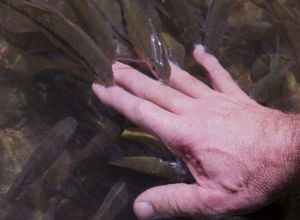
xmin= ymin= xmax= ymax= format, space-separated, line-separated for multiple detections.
xmin=0 ymin=0 xmax=300 ymax=219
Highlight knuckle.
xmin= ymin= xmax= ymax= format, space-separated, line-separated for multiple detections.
xmin=134 ymin=102 xmax=150 ymax=121
xmin=169 ymin=99 xmax=181 ymax=111
xmin=145 ymin=83 xmax=164 ymax=99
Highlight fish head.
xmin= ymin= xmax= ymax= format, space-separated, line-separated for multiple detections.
xmin=92 ymin=59 xmax=115 ymax=86
xmin=95 ymin=74 xmax=115 ymax=87
xmin=147 ymin=33 xmax=171 ymax=83
xmin=148 ymin=58 xmax=171 ymax=83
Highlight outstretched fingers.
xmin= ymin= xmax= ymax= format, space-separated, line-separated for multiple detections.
xmin=112 ymin=62 xmax=192 ymax=113
xmin=92 ymin=83 xmax=177 ymax=141
xmin=169 ymin=62 xmax=215 ymax=99
xmin=193 ymin=45 xmax=249 ymax=99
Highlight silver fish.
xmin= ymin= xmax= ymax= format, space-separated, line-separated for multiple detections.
xmin=110 ymin=156 xmax=187 ymax=182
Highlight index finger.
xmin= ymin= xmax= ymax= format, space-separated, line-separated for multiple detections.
xmin=92 ymin=83 xmax=178 ymax=141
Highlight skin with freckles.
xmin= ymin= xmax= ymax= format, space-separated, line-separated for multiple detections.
xmin=92 ymin=45 xmax=300 ymax=219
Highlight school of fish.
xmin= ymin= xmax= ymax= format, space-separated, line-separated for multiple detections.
xmin=1 ymin=0 xmax=300 ymax=219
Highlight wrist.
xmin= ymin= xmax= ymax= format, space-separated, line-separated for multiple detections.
xmin=284 ymin=113 xmax=300 ymax=192
xmin=266 ymin=111 xmax=300 ymax=195
xmin=251 ymin=109 xmax=300 ymax=199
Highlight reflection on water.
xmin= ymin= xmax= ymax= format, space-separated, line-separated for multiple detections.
xmin=0 ymin=0 xmax=300 ymax=219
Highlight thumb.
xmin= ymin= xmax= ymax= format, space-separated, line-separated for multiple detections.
xmin=133 ymin=183 xmax=217 ymax=219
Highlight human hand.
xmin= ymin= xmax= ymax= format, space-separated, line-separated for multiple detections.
xmin=92 ymin=45 xmax=300 ymax=219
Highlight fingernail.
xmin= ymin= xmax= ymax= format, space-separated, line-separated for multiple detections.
xmin=193 ymin=44 xmax=205 ymax=53
xmin=92 ymin=82 xmax=105 ymax=93
xmin=136 ymin=202 xmax=162 ymax=220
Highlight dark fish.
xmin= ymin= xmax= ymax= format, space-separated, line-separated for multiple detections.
xmin=265 ymin=1 xmax=300 ymax=65
xmin=0 ymin=117 xmax=77 ymax=207
xmin=70 ymin=118 xmax=123 ymax=161
xmin=66 ymin=0 xmax=116 ymax=61
xmin=0 ymin=0 xmax=113 ymax=85
xmin=204 ymin=0 xmax=232 ymax=53
xmin=109 ymin=156 xmax=187 ymax=182
xmin=90 ymin=182 xmax=129 ymax=220
xmin=115 ymin=37 xmax=135 ymax=60
xmin=42 ymin=117 xmax=122 ymax=197
xmin=0 ymin=25 xmax=54 ymax=53
xmin=50 ymin=72 xmax=124 ymax=133
xmin=269 ymin=71 xmax=299 ymax=111
xmin=92 ymin=0 xmax=127 ymax=38
xmin=162 ymin=32 xmax=185 ymax=67
xmin=140 ymin=0 xmax=162 ymax=29
xmin=0 ymin=4 xmax=55 ymax=53
xmin=250 ymin=54 xmax=292 ymax=104
xmin=119 ymin=0 xmax=171 ymax=82
xmin=163 ymin=0 xmax=203 ymax=44
xmin=250 ymin=55 xmax=270 ymax=82
xmin=1 ymin=41 xmax=73 ymax=76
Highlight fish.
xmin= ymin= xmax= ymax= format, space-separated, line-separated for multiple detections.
xmin=250 ymin=55 xmax=270 ymax=82
xmin=120 ymin=129 xmax=177 ymax=159
xmin=42 ymin=117 xmax=123 ymax=198
xmin=250 ymin=54 xmax=293 ymax=104
xmin=204 ymin=0 xmax=232 ymax=53
xmin=70 ymin=118 xmax=123 ymax=161
xmin=265 ymin=1 xmax=300 ymax=65
xmin=109 ymin=156 xmax=187 ymax=182
xmin=0 ymin=0 xmax=113 ymax=85
xmin=140 ymin=0 xmax=162 ymax=29
xmin=269 ymin=71 xmax=300 ymax=111
xmin=92 ymin=0 xmax=127 ymax=39
xmin=162 ymin=32 xmax=185 ymax=67
xmin=1 ymin=41 xmax=73 ymax=76
xmin=163 ymin=0 xmax=203 ymax=44
xmin=0 ymin=4 xmax=55 ymax=53
xmin=90 ymin=182 xmax=129 ymax=220
xmin=66 ymin=0 xmax=116 ymax=62
xmin=119 ymin=0 xmax=171 ymax=82
xmin=51 ymin=72 xmax=124 ymax=133
xmin=0 ymin=117 xmax=77 ymax=207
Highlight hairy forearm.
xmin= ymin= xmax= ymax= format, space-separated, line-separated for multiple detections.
xmin=263 ymin=111 xmax=300 ymax=198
